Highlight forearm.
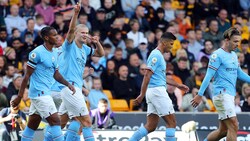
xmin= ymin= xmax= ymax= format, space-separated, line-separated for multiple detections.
xmin=166 ymin=77 xmax=180 ymax=87
xmin=94 ymin=42 xmax=105 ymax=57
xmin=140 ymin=73 xmax=150 ymax=98
xmin=198 ymin=68 xmax=215 ymax=96
xmin=54 ymin=72 xmax=70 ymax=87
xmin=18 ymin=78 xmax=29 ymax=98
xmin=238 ymin=68 xmax=250 ymax=83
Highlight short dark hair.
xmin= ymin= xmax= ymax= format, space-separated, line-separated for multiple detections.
xmin=161 ymin=32 xmax=176 ymax=41
xmin=99 ymin=98 xmax=108 ymax=104
xmin=196 ymin=67 xmax=207 ymax=75
xmin=103 ymin=43 xmax=112 ymax=49
xmin=40 ymin=26 xmax=55 ymax=40
xmin=204 ymin=39 xmax=214 ymax=46
xmin=0 ymin=27 xmax=7 ymax=32
xmin=26 ymin=18 xmax=34 ymax=24
xmin=223 ymin=27 xmax=241 ymax=39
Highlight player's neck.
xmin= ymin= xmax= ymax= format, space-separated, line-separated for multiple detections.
xmin=221 ymin=46 xmax=230 ymax=53
xmin=43 ymin=43 xmax=53 ymax=51
xmin=75 ymin=40 xmax=83 ymax=49
xmin=156 ymin=46 xmax=164 ymax=54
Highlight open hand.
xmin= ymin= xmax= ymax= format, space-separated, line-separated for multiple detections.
xmin=133 ymin=95 xmax=144 ymax=106
xmin=68 ymin=84 xmax=76 ymax=95
xmin=10 ymin=96 xmax=22 ymax=109
xmin=190 ymin=95 xmax=203 ymax=108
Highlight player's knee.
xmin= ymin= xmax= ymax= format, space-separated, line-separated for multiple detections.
xmin=76 ymin=116 xmax=92 ymax=127
xmin=47 ymin=114 xmax=61 ymax=126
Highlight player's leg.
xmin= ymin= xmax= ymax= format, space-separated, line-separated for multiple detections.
xmin=21 ymin=114 xmax=41 ymax=141
xmin=204 ymin=120 xmax=227 ymax=141
xmin=222 ymin=117 xmax=238 ymax=141
xmin=75 ymin=115 xmax=94 ymax=141
xmin=162 ymin=114 xmax=177 ymax=141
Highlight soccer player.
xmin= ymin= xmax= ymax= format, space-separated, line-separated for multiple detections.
xmin=129 ymin=32 xmax=189 ymax=141
xmin=59 ymin=2 xmax=104 ymax=141
xmin=191 ymin=27 xmax=250 ymax=141
xmin=10 ymin=26 xmax=75 ymax=141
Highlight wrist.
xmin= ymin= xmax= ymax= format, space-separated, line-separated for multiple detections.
xmin=17 ymin=95 xmax=23 ymax=99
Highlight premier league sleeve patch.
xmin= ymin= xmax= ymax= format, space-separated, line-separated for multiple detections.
xmin=210 ymin=53 xmax=217 ymax=62
xmin=151 ymin=57 xmax=157 ymax=65
xmin=31 ymin=52 xmax=36 ymax=60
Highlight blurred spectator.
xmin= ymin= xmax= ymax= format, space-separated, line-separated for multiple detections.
xmin=127 ymin=53 xmax=140 ymax=79
xmin=186 ymin=29 xmax=203 ymax=61
xmin=89 ymin=0 xmax=101 ymax=10
xmin=53 ymin=0 xmax=73 ymax=22
xmin=173 ymin=57 xmax=191 ymax=83
xmin=0 ymin=56 xmax=7 ymax=76
xmin=35 ymin=0 xmax=54 ymax=25
xmin=121 ymin=0 xmax=138 ymax=18
xmin=195 ymin=28 xmax=204 ymax=46
xmin=172 ymin=48 xmax=190 ymax=70
xmin=181 ymin=88 xmax=211 ymax=112
xmin=135 ymin=63 xmax=146 ymax=92
xmin=21 ymin=31 xmax=35 ymax=60
xmin=237 ymin=52 xmax=247 ymax=69
xmin=78 ymin=13 xmax=92 ymax=30
xmin=110 ymin=18 xmax=130 ymax=40
xmin=89 ymin=56 xmax=105 ymax=78
xmin=90 ymin=98 xmax=116 ymax=129
xmin=113 ymin=65 xmax=137 ymax=103
xmin=92 ymin=8 xmax=111 ymax=41
xmin=34 ymin=14 xmax=46 ymax=31
xmin=127 ymin=19 xmax=144 ymax=48
xmin=102 ymin=0 xmax=121 ymax=23
xmin=184 ymin=0 xmax=196 ymax=25
xmin=131 ymin=5 xmax=151 ymax=32
xmin=98 ymin=43 xmax=112 ymax=68
xmin=0 ymin=75 xmax=8 ymax=109
xmin=133 ymin=38 xmax=149 ymax=64
xmin=19 ymin=88 xmax=30 ymax=113
xmin=154 ymin=28 xmax=163 ymax=45
xmin=241 ymin=83 xmax=250 ymax=101
xmin=103 ymin=28 xmax=126 ymax=58
xmin=150 ymin=7 xmax=168 ymax=32
xmin=0 ymin=27 xmax=8 ymax=50
xmin=124 ymin=38 xmax=134 ymax=58
xmin=10 ymin=38 xmax=22 ymax=67
xmin=100 ymin=59 xmax=117 ymax=91
xmin=0 ymin=95 xmax=26 ymax=141
xmin=150 ymin=0 xmax=161 ymax=10
xmin=19 ymin=0 xmax=36 ymax=20
xmin=162 ymin=0 xmax=175 ymax=22
xmin=180 ymin=39 xmax=195 ymax=67
xmin=218 ymin=0 xmax=241 ymax=19
xmin=110 ymin=48 xmax=127 ymax=72
xmin=196 ymin=18 xmax=208 ymax=33
xmin=185 ymin=67 xmax=212 ymax=99
xmin=200 ymin=56 xmax=209 ymax=68
xmin=190 ymin=61 xmax=202 ymax=76
xmin=5 ymin=74 xmax=21 ymax=103
xmin=80 ymin=0 xmax=96 ymax=24
xmin=51 ymin=13 xmax=68 ymax=37
xmin=5 ymin=5 xmax=27 ymax=35
xmin=140 ymin=0 xmax=155 ymax=23
xmin=2 ymin=64 xmax=15 ymax=89
xmin=21 ymin=18 xmax=38 ymax=42
xmin=0 ymin=0 xmax=10 ymax=17
xmin=193 ymin=0 xmax=219 ymax=25
xmin=166 ymin=63 xmax=182 ymax=85
xmin=240 ymin=39 xmax=250 ymax=73
xmin=241 ymin=94 xmax=250 ymax=112
xmin=145 ymin=30 xmax=156 ymax=51
xmin=217 ymin=9 xmax=231 ymax=33
xmin=87 ymin=78 xmax=110 ymax=110
xmin=203 ymin=19 xmax=223 ymax=49
xmin=166 ymin=74 xmax=180 ymax=111
xmin=235 ymin=94 xmax=242 ymax=113
xmin=0 ymin=15 xmax=5 ymax=27
xmin=7 ymin=28 xmax=21 ymax=45
xmin=197 ymin=40 xmax=214 ymax=62
xmin=175 ymin=10 xmax=191 ymax=38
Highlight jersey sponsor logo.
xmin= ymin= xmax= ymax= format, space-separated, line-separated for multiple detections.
xmin=77 ymin=57 xmax=85 ymax=68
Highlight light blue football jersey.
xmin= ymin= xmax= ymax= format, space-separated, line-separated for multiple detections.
xmin=61 ymin=40 xmax=95 ymax=89
xmin=27 ymin=45 xmax=58 ymax=98
xmin=208 ymin=48 xmax=239 ymax=97
xmin=147 ymin=49 xmax=166 ymax=88
xmin=51 ymin=46 xmax=65 ymax=92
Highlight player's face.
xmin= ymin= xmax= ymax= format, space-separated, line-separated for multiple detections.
xmin=47 ymin=29 xmax=58 ymax=45
xmin=76 ymin=27 xmax=89 ymax=43
xmin=229 ymin=35 xmax=241 ymax=51
xmin=163 ymin=39 xmax=174 ymax=53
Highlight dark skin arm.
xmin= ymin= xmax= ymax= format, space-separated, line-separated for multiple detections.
xmin=54 ymin=70 xmax=76 ymax=94
xmin=166 ymin=77 xmax=189 ymax=93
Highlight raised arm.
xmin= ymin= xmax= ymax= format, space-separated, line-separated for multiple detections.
xmin=66 ymin=2 xmax=81 ymax=43
xmin=237 ymin=67 xmax=250 ymax=83
xmin=11 ymin=66 xmax=34 ymax=108
xmin=91 ymin=36 xmax=105 ymax=57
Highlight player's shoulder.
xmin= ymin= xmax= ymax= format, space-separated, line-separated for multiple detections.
xmin=211 ymin=48 xmax=224 ymax=58
xmin=149 ymin=49 xmax=161 ymax=56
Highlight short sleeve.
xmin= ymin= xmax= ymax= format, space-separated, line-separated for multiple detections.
xmin=208 ymin=53 xmax=221 ymax=71
xmin=27 ymin=50 xmax=41 ymax=69
xmin=61 ymin=39 xmax=71 ymax=52
xmin=147 ymin=54 xmax=159 ymax=73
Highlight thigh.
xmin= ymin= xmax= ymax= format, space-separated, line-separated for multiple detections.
xmin=60 ymin=113 xmax=69 ymax=129
xmin=61 ymin=87 xmax=89 ymax=118
xmin=75 ymin=115 xmax=92 ymax=127
xmin=27 ymin=114 xmax=42 ymax=130
xmin=162 ymin=114 xmax=176 ymax=128
xmin=46 ymin=113 xmax=61 ymax=126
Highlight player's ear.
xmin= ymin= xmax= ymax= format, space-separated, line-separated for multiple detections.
xmin=44 ymin=36 xmax=49 ymax=41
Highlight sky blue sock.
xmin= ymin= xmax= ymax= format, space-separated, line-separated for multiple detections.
xmin=65 ymin=120 xmax=81 ymax=141
xmin=165 ymin=128 xmax=177 ymax=141
xmin=204 ymin=138 xmax=208 ymax=141
xmin=44 ymin=125 xmax=52 ymax=141
xmin=21 ymin=126 xmax=35 ymax=141
xmin=128 ymin=126 xmax=148 ymax=141
xmin=48 ymin=125 xmax=64 ymax=141
xmin=82 ymin=127 xmax=95 ymax=141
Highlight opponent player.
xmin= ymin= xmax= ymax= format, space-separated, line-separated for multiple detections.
xmin=129 ymin=32 xmax=189 ymax=141
xmin=59 ymin=2 xmax=104 ymax=141
xmin=10 ymin=26 xmax=75 ymax=141
xmin=191 ymin=27 xmax=250 ymax=141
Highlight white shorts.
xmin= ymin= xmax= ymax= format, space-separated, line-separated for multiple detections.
xmin=59 ymin=86 xmax=88 ymax=118
xmin=212 ymin=93 xmax=236 ymax=120
xmin=51 ymin=91 xmax=62 ymax=111
xmin=29 ymin=95 xmax=57 ymax=118
xmin=146 ymin=86 xmax=175 ymax=117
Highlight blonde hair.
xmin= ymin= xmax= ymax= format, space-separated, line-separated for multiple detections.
xmin=242 ymin=83 xmax=250 ymax=98
xmin=74 ymin=24 xmax=89 ymax=33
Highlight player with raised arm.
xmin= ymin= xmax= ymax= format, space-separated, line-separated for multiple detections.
xmin=191 ymin=27 xmax=250 ymax=141
xmin=129 ymin=32 xmax=189 ymax=141
xmin=10 ymin=26 xmax=75 ymax=141
xmin=59 ymin=2 xmax=104 ymax=141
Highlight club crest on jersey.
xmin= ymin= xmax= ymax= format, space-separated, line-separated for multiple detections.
xmin=211 ymin=54 xmax=217 ymax=59
xmin=31 ymin=52 xmax=36 ymax=59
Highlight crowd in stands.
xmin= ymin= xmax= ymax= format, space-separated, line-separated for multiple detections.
xmin=1 ymin=0 xmax=250 ymax=117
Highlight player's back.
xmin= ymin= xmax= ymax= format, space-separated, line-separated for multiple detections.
xmin=147 ymin=49 xmax=166 ymax=88
xmin=27 ymin=45 xmax=58 ymax=98
xmin=209 ymin=48 xmax=238 ymax=96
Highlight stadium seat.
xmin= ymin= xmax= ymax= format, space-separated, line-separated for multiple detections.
xmin=103 ymin=90 xmax=113 ymax=99
xmin=110 ymin=99 xmax=129 ymax=111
